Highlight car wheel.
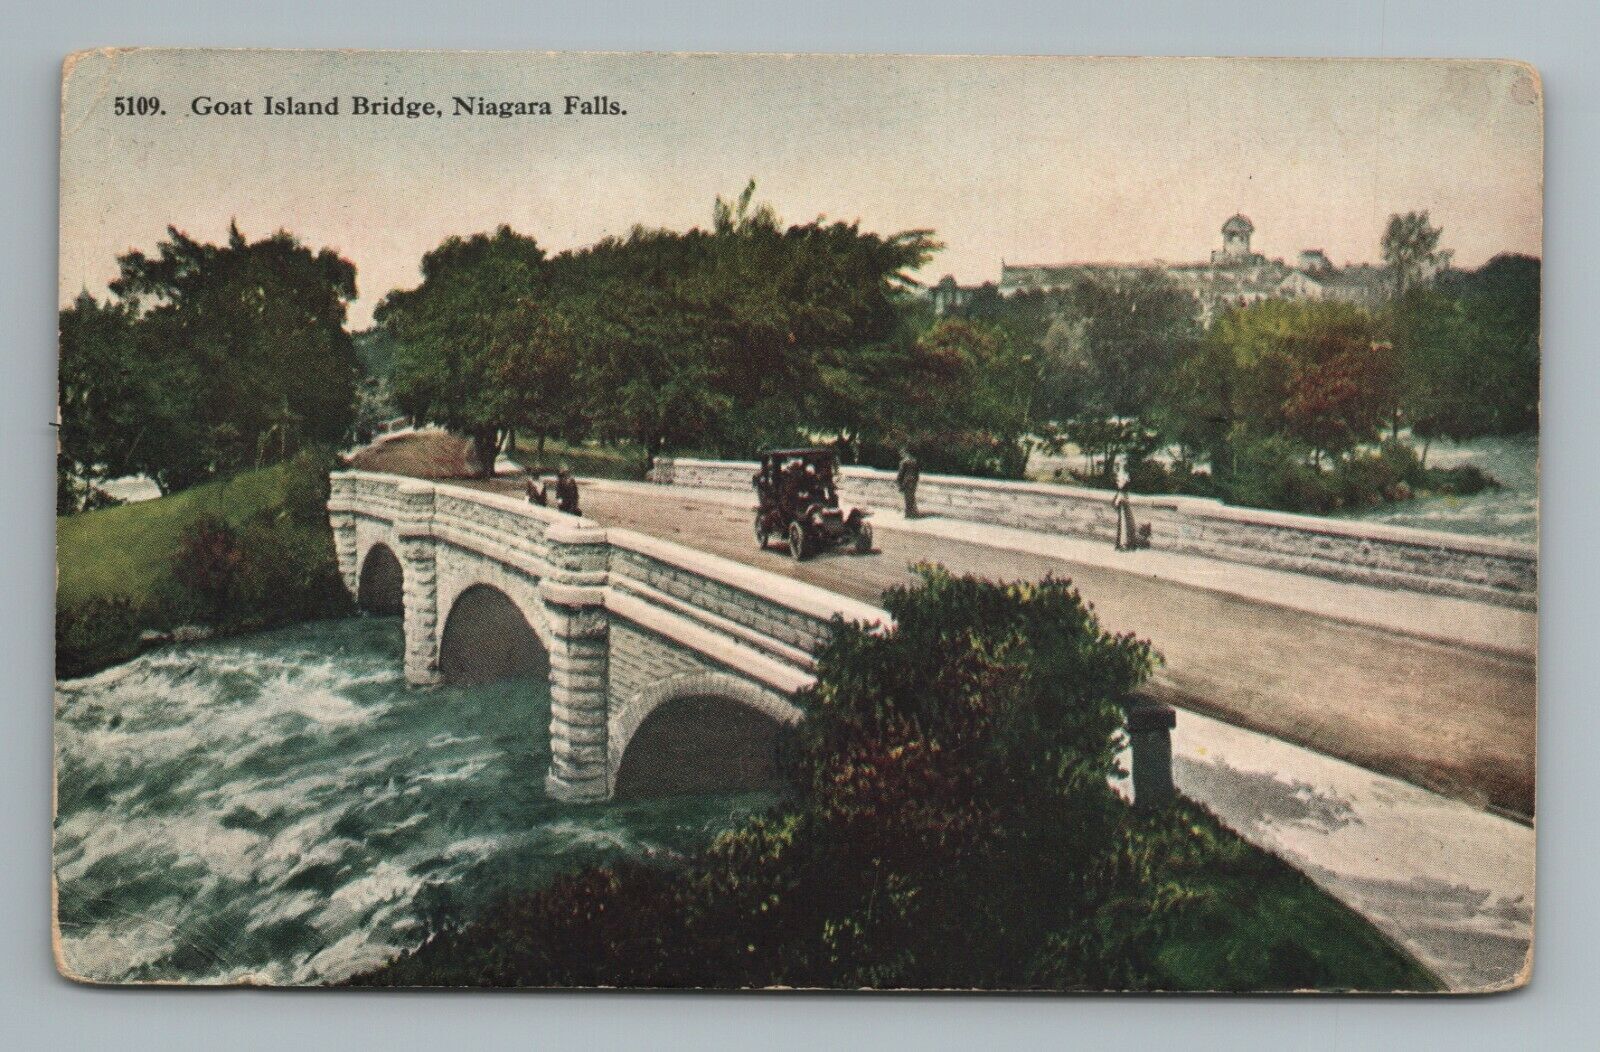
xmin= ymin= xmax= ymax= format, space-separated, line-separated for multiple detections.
xmin=854 ymin=523 xmax=873 ymax=554
xmin=788 ymin=522 xmax=808 ymax=561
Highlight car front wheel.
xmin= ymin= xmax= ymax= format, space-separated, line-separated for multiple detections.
xmin=788 ymin=522 xmax=808 ymax=561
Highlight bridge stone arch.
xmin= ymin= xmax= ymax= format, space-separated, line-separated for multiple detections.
xmin=433 ymin=546 xmax=555 ymax=658
xmin=329 ymin=471 xmax=888 ymax=804
xmin=438 ymin=582 xmax=551 ymax=685
xmin=356 ymin=542 xmax=404 ymax=615
xmin=331 ymin=471 xmax=1178 ymax=808
xmin=609 ymin=672 xmax=801 ymax=797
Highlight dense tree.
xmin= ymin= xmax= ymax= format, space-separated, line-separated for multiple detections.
xmin=1045 ymin=272 xmax=1201 ymax=477
xmin=1389 ymin=289 xmax=1486 ymax=455
xmin=1381 ymin=211 xmax=1451 ymax=296
xmin=382 ymin=186 xmax=939 ymax=463
xmin=1280 ymin=336 xmax=1398 ymax=463
xmin=377 ymin=226 xmax=550 ymax=473
xmin=1169 ymin=300 xmax=1393 ymax=471
xmin=561 ymin=266 xmax=729 ymax=455
xmin=1389 ymin=254 xmax=1540 ymax=458
xmin=896 ymin=318 xmax=1038 ymax=476
xmin=1439 ymin=253 xmax=1540 ymax=434
xmin=57 ymin=292 xmax=159 ymax=508
xmin=938 ymin=274 xmax=1201 ymax=478
xmin=60 ymin=224 xmax=359 ymax=496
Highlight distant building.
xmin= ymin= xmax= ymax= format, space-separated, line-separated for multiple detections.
xmin=1212 ymin=213 xmax=1264 ymax=266
xmin=936 ymin=214 xmax=1393 ymax=325
xmin=1297 ymin=248 xmax=1333 ymax=273
xmin=928 ymin=274 xmax=973 ymax=315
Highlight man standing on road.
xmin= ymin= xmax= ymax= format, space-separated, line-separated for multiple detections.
xmin=554 ymin=466 xmax=580 ymax=516
xmin=895 ymin=448 xmax=920 ymax=519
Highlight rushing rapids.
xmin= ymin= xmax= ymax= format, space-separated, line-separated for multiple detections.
xmin=53 ymin=617 xmax=773 ymax=985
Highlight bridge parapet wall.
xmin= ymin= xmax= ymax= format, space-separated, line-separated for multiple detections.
xmin=648 ymin=457 xmax=1537 ymax=609
xmin=329 ymin=470 xmax=886 ymax=802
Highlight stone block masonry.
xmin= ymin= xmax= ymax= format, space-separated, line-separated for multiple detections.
xmin=330 ymin=469 xmax=1180 ymax=805
xmin=328 ymin=471 xmax=886 ymax=802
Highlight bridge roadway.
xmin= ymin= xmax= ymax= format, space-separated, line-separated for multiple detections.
xmin=477 ymin=474 xmax=1536 ymax=821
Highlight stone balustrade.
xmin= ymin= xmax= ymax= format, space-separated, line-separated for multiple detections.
xmin=647 ymin=457 xmax=1537 ymax=609
xmin=328 ymin=470 xmax=886 ymax=801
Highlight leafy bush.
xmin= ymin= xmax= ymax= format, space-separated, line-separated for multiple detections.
xmin=169 ymin=453 xmax=351 ymax=631
xmin=171 ymin=515 xmax=246 ymax=620
xmin=1195 ymin=437 xmax=1497 ymax=516
xmin=55 ymin=596 xmax=153 ymax=679
xmin=353 ymin=567 xmax=1434 ymax=991
xmin=1219 ymin=436 xmax=1336 ymax=514
xmin=1425 ymin=463 xmax=1496 ymax=498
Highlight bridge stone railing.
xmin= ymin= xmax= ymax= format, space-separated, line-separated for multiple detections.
xmin=327 ymin=470 xmax=888 ymax=802
xmin=648 ymin=457 xmax=1537 ymax=610
xmin=330 ymin=469 xmax=1182 ymax=807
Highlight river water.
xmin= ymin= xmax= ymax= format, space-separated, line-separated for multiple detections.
xmin=1039 ymin=434 xmax=1538 ymax=542
xmin=1341 ymin=434 xmax=1539 ymax=544
xmin=53 ymin=617 xmax=773 ymax=985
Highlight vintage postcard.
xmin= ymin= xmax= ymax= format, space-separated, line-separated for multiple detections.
xmin=55 ymin=50 xmax=1540 ymax=991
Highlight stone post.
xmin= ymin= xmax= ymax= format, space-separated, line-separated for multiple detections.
xmin=327 ymin=475 xmax=361 ymax=597
xmin=647 ymin=456 xmax=675 ymax=485
xmin=540 ymin=517 xmax=612 ymax=803
xmin=1127 ymin=700 xmax=1177 ymax=808
xmin=395 ymin=481 xmax=442 ymax=687
xmin=330 ymin=513 xmax=359 ymax=597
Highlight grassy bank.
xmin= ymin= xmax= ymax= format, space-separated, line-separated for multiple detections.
xmin=59 ymin=461 xmax=298 ymax=610
xmin=509 ymin=436 xmax=650 ymax=481
xmin=56 ymin=453 xmax=350 ymax=678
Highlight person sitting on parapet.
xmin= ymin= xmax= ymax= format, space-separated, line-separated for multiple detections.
xmin=554 ymin=466 xmax=581 ymax=516
xmin=525 ymin=473 xmax=547 ymax=506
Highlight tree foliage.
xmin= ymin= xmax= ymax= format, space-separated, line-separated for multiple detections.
xmin=60 ymin=224 xmax=360 ymax=496
xmin=1381 ymin=210 xmax=1451 ymax=296
xmin=1167 ymin=300 xmax=1393 ymax=470
xmin=381 ymin=186 xmax=940 ymax=464
xmin=377 ymin=226 xmax=551 ymax=472
xmin=1048 ymin=272 xmax=1201 ymax=477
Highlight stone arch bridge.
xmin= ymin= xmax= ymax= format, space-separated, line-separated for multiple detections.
xmin=328 ymin=470 xmax=887 ymax=802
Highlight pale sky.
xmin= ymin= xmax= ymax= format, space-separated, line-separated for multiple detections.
xmin=60 ymin=50 xmax=1543 ymax=327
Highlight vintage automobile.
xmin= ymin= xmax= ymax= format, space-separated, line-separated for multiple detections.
xmin=753 ymin=448 xmax=873 ymax=560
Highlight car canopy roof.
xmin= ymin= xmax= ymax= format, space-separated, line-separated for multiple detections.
xmin=761 ymin=448 xmax=836 ymax=460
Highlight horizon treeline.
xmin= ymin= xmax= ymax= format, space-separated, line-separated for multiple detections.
xmin=58 ymin=190 xmax=1539 ymax=516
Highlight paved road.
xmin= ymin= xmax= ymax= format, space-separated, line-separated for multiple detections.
xmin=497 ymin=479 xmax=1536 ymax=820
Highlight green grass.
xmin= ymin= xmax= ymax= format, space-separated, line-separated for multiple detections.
xmin=1139 ymin=802 xmax=1440 ymax=991
xmin=507 ymin=436 xmax=650 ymax=482
xmin=57 ymin=461 xmax=300 ymax=610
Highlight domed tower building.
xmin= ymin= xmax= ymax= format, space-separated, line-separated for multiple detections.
xmin=1211 ymin=213 xmax=1261 ymax=265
